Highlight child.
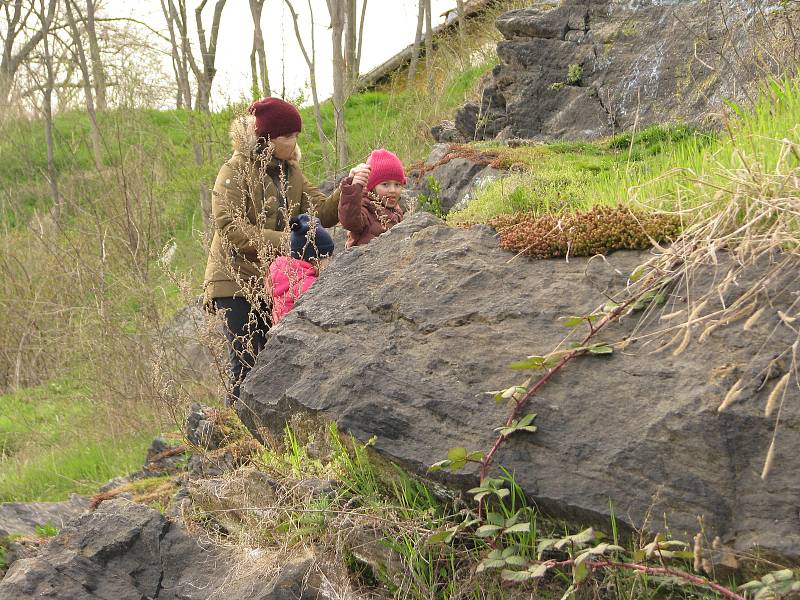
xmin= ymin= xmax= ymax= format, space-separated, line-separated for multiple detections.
xmin=338 ymin=148 xmax=406 ymax=247
xmin=268 ymin=214 xmax=334 ymax=324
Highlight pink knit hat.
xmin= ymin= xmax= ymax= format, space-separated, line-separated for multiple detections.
xmin=366 ymin=149 xmax=406 ymax=191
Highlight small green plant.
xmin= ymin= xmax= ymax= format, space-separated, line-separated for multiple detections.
xmin=548 ymin=81 xmax=566 ymax=91
xmin=417 ymin=175 xmax=444 ymax=218
xmin=34 ymin=522 xmax=58 ymax=538
xmin=567 ymin=63 xmax=583 ymax=85
xmin=739 ymin=569 xmax=800 ymax=599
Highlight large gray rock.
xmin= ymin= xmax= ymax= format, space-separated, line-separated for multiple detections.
xmin=0 ymin=495 xmax=87 ymax=536
xmin=456 ymin=0 xmax=799 ymax=140
xmin=238 ymin=212 xmax=800 ymax=563
xmin=0 ymin=498 xmax=324 ymax=599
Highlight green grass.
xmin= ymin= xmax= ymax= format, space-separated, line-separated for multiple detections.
xmin=450 ymin=124 xmax=708 ymax=222
xmin=0 ymin=378 xmax=156 ymax=502
xmin=455 ymin=77 xmax=800 ymax=223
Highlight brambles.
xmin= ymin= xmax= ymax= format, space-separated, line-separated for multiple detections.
xmin=489 ymin=205 xmax=682 ymax=258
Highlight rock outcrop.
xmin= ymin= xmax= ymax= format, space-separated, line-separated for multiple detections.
xmin=238 ymin=212 xmax=800 ymax=563
xmin=0 ymin=497 xmax=324 ymax=599
xmin=0 ymin=495 xmax=87 ymax=537
xmin=455 ymin=0 xmax=799 ymax=141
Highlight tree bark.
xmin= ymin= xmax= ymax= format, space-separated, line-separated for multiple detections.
xmin=84 ymin=0 xmax=106 ymax=110
xmin=327 ymin=0 xmax=348 ymax=167
xmin=248 ymin=0 xmax=270 ymax=98
xmin=193 ymin=0 xmax=227 ymax=112
xmin=344 ymin=0 xmax=356 ymax=85
xmin=65 ymin=0 xmax=102 ymax=169
xmin=407 ymin=0 xmax=425 ymax=86
xmin=284 ymin=0 xmax=331 ymax=169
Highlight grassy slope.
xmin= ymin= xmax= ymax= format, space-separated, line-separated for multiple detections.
xmin=0 ymin=379 xmax=155 ymax=501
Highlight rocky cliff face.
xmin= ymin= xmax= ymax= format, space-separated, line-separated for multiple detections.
xmin=238 ymin=212 xmax=800 ymax=563
xmin=452 ymin=0 xmax=799 ymax=141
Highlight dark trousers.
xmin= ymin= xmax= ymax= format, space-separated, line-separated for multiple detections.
xmin=212 ymin=297 xmax=270 ymax=406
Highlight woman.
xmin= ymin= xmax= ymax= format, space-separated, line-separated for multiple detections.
xmin=203 ymin=97 xmax=340 ymax=406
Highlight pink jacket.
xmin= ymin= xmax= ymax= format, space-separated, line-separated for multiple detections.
xmin=268 ymin=256 xmax=318 ymax=324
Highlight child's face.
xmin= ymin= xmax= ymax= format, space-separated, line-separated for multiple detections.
xmin=373 ymin=180 xmax=404 ymax=208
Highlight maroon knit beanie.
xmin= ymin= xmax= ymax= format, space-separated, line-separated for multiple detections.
xmin=248 ymin=97 xmax=302 ymax=140
xmin=366 ymin=149 xmax=406 ymax=191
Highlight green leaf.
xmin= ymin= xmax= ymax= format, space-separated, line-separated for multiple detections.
xmin=504 ymin=523 xmax=531 ymax=534
xmin=573 ymin=562 xmax=590 ymax=584
xmin=487 ymin=512 xmax=505 ymax=526
xmin=477 ymin=558 xmax=506 ymax=572
xmin=554 ymin=527 xmax=596 ymax=550
xmin=588 ymin=343 xmax=613 ymax=355
xmin=563 ymin=316 xmax=586 ymax=327
xmin=494 ymin=488 xmax=510 ymax=499
xmin=518 ymin=413 xmax=537 ymax=427
xmin=501 ymin=546 xmax=520 ymax=559
xmin=501 ymin=569 xmax=533 ymax=582
xmin=509 ymin=357 xmax=545 ymax=370
xmin=427 ymin=529 xmax=455 ymax=544
xmin=466 ymin=450 xmax=484 ymax=462
xmin=428 ymin=459 xmax=452 ymax=472
xmin=537 ymin=538 xmax=558 ymax=558
xmin=448 ymin=447 xmax=467 ymax=461
xmin=476 ymin=524 xmax=503 ymax=538
xmin=505 ymin=555 xmax=528 ymax=566
xmin=603 ymin=301 xmax=620 ymax=313
xmin=530 ymin=563 xmax=551 ymax=578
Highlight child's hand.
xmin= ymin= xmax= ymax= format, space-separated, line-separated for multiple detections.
xmin=349 ymin=163 xmax=370 ymax=188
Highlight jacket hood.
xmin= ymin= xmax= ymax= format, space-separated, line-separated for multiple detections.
xmin=229 ymin=114 xmax=302 ymax=163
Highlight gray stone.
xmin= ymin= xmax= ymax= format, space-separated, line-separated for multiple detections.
xmin=430 ymin=120 xmax=466 ymax=143
xmin=0 ymin=498 xmax=319 ymax=599
xmin=238 ymin=212 xmax=800 ymax=563
xmin=455 ymin=0 xmax=799 ymax=140
xmin=0 ymin=495 xmax=87 ymax=537
xmin=406 ymin=158 xmax=506 ymax=215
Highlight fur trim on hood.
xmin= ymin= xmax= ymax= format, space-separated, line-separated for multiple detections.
xmin=229 ymin=114 xmax=302 ymax=163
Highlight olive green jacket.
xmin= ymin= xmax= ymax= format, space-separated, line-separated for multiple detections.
xmin=203 ymin=116 xmax=340 ymax=300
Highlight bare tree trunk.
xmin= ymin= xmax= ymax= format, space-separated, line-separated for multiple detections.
xmin=424 ymin=0 xmax=433 ymax=92
xmin=193 ymin=0 xmax=227 ymax=112
xmin=407 ymin=0 xmax=425 ymax=86
xmin=327 ymin=0 xmax=348 ymax=167
xmin=84 ymin=0 xmax=106 ymax=110
xmin=160 ymin=0 xmax=193 ymax=109
xmin=284 ymin=0 xmax=331 ymax=169
xmin=65 ymin=0 xmax=102 ymax=170
xmin=248 ymin=0 xmax=270 ymax=98
xmin=37 ymin=0 xmax=61 ymax=218
xmin=1 ymin=0 xmax=58 ymax=110
xmin=355 ymin=0 xmax=366 ymax=77
xmin=344 ymin=0 xmax=357 ymax=84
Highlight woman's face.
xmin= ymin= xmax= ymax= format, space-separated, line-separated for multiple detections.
xmin=270 ymin=132 xmax=299 ymax=160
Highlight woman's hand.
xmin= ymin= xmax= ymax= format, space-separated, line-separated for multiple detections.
xmin=349 ymin=163 xmax=370 ymax=188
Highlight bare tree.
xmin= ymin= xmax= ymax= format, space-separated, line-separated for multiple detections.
xmin=1 ymin=0 xmax=58 ymax=110
xmin=407 ymin=0 xmax=425 ymax=86
xmin=192 ymin=0 xmax=226 ymax=112
xmin=343 ymin=0 xmax=366 ymax=85
xmin=284 ymin=0 xmax=330 ymax=168
xmin=160 ymin=0 xmax=193 ymax=108
xmin=84 ymin=0 xmax=107 ymax=110
xmin=249 ymin=0 xmax=270 ymax=98
xmin=64 ymin=0 xmax=102 ymax=169
xmin=326 ymin=0 xmax=348 ymax=167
